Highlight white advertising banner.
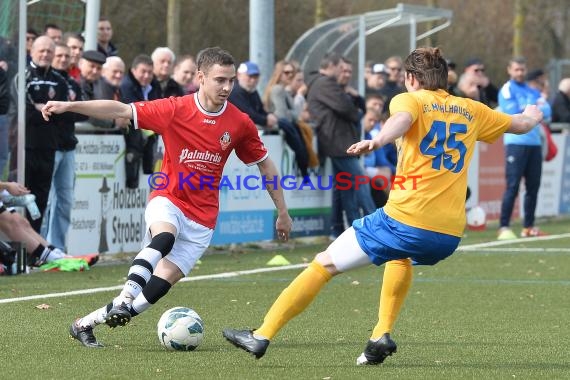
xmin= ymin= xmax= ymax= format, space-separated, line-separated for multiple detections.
xmin=68 ymin=134 xmax=147 ymax=255
xmin=264 ymin=136 xmax=333 ymax=238
xmin=68 ymin=134 xmax=332 ymax=254
xmin=66 ymin=131 xmax=570 ymax=255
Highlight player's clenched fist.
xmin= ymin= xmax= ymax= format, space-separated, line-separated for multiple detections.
xmin=41 ymin=101 xmax=71 ymax=121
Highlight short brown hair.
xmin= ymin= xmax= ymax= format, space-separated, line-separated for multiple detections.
xmin=196 ymin=47 xmax=235 ymax=75
xmin=404 ymin=47 xmax=448 ymax=90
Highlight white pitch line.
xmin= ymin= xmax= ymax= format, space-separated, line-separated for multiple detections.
xmin=0 ymin=264 xmax=308 ymax=305
xmin=0 ymin=285 xmax=126 ymax=304
xmin=1 ymin=232 xmax=569 ymax=305
xmin=461 ymin=247 xmax=570 ymax=252
xmin=456 ymin=232 xmax=570 ymax=250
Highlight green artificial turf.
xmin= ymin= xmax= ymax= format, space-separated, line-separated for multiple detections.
xmin=1 ymin=219 xmax=569 ymax=379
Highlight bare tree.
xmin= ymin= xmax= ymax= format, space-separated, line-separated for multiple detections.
xmin=167 ymin=0 xmax=181 ymax=55
xmin=82 ymin=0 xmax=570 ymax=86
xmin=315 ymin=0 xmax=324 ymax=25
xmin=513 ymin=0 xmax=526 ymax=58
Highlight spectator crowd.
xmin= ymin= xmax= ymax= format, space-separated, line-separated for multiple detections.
xmin=0 ymin=18 xmax=568 ymax=272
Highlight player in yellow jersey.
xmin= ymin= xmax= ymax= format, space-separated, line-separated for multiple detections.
xmin=223 ymin=47 xmax=544 ymax=365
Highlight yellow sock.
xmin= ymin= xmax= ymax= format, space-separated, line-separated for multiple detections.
xmin=255 ymin=261 xmax=332 ymax=340
xmin=371 ymin=258 xmax=413 ymax=340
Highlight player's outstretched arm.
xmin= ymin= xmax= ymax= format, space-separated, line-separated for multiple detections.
xmin=42 ymin=100 xmax=132 ymax=122
xmin=507 ymin=104 xmax=544 ymax=134
xmin=347 ymin=111 xmax=412 ymax=155
xmin=257 ymin=157 xmax=292 ymax=241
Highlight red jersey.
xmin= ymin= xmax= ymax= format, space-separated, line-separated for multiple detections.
xmin=131 ymin=93 xmax=268 ymax=228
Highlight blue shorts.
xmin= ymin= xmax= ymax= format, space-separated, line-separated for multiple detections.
xmin=353 ymin=209 xmax=461 ymax=266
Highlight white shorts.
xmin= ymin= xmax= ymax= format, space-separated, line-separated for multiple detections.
xmin=327 ymin=227 xmax=373 ymax=272
xmin=143 ymin=196 xmax=214 ymax=276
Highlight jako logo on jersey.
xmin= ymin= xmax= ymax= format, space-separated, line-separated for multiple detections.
xmin=203 ymin=118 xmax=216 ymax=125
xmin=219 ymin=131 xmax=231 ymax=151
xmin=179 ymin=148 xmax=222 ymax=165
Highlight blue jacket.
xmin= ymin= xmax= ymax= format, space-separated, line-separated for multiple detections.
xmin=363 ymin=127 xmax=396 ymax=175
xmin=499 ymin=79 xmax=548 ymax=146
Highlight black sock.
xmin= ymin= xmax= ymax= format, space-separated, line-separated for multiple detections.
xmin=32 ymin=244 xmax=46 ymax=258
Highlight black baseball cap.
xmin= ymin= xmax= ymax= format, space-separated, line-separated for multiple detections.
xmin=526 ymin=69 xmax=545 ymax=82
xmin=82 ymin=50 xmax=106 ymax=65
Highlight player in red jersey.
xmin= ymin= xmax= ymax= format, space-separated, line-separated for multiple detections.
xmin=42 ymin=47 xmax=293 ymax=348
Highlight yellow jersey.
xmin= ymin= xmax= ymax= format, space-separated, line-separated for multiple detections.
xmin=383 ymin=89 xmax=512 ymax=237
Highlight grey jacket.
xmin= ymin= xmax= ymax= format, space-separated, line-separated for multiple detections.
xmin=306 ymin=73 xmax=361 ymax=157
xmin=268 ymin=84 xmax=298 ymax=122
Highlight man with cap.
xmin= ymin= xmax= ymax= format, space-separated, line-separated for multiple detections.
xmin=446 ymin=59 xmax=458 ymax=95
xmin=526 ymin=68 xmax=553 ymax=158
xmin=365 ymin=63 xmax=388 ymax=98
xmin=228 ymin=60 xmax=279 ymax=131
xmin=79 ymin=50 xmax=116 ymax=128
xmin=229 ymin=61 xmax=310 ymax=180
xmin=526 ymin=69 xmax=549 ymax=102
xmin=464 ymin=57 xmax=498 ymax=107
xmin=379 ymin=56 xmax=405 ymax=112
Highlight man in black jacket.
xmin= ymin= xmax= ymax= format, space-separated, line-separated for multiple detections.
xmin=151 ymin=47 xmax=184 ymax=98
xmin=17 ymin=36 xmax=74 ymax=231
xmin=120 ymin=54 xmax=161 ymax=187
xmin=228 ymin=61 xmax=278 ymax=130
xmin=41 ymin=43 xmax=88 ymax=249
xmin=307 ymin=52 xmax=375 ymax=236
xmin=551 ymin=78 xmax=570 ymax=123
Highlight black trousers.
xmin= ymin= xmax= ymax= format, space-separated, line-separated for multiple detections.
xmin=500 ymin=145 xmax=542 ymax=228
xmin=277 ymin=118 xmax=309 ymax=177
xmin=25 ymin=149 xmax=55 ymax=232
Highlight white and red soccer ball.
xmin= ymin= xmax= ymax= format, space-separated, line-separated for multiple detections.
xmin=466 ymin=205 xmax=486 ymax=231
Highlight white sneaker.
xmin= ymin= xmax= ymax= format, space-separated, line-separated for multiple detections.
xmin=32 ymin=247 xmax=67 ymax=267
xmin=497 ymin=227 xmax=517 ymax=241
xmin=49 ymin=248 xmax=69 ymax=260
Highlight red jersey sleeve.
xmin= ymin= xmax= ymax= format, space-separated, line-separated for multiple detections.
xmin=234 ymin=117 xmax=268 ymax=166
xmin=130 ymin=97 xmax=176 ymax=135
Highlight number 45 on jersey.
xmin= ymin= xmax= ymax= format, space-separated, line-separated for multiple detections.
xmin=419 ymin=120 xmax=467 ymax=173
